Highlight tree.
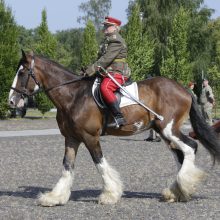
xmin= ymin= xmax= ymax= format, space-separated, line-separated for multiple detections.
xmin=206 ymin=18 xmax=220 ymax=100
xmin=128 ymin=0 xmax=211 ymax=77
xmin=81 ymin=20 xmax=98 ymax=67
xmin=35 ymin=9 xmax=57 ymax=59
xmin=77 ymin=0 xmax=111 ymax=30
xmin=0 ymin=0 xmax=19 ymax=118
xmin=35 ymin=9 xmax=55 ymax=116
xmin=125 ymin=3 xmax=155 ymax=81
xmin=55 ymin=28 xmax=84 ymax=71
xmin=161 ymin=7 xmax=191 ymax=84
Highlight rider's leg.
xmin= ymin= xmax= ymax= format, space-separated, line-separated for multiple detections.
xmin=101 ymin=73 xmax=127 ymax=127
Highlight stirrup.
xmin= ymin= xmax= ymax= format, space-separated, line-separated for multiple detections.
xmin=107 ymin=117 xmax=126 ymax=129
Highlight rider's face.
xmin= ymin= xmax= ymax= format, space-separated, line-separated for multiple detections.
xmin=103 ymin=24 xmax=116 ymax=35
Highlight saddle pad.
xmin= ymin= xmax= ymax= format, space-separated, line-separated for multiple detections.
xmin=119 ymin=82 xmax=139 ymax=108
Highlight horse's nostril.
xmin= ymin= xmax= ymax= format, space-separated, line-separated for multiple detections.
xmin=10 ymin=100 xmax=14 ymax=105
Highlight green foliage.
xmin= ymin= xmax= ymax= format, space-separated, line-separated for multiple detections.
xmin=81 ymin=20 xmax=98 ymax=67
xmin=35 ymin=9 xmax=57 ymax=59
xmin=34 ymin=8 xmax=54 ymax=115
xmin=161 ymin=7 xmax=191 ymax=84
xmin=78 ymin=0 xmax=111 ymax=30
xmin=125 ymin=3 xmax=155 ymax=81
xmin=55 ymin=29 xmax=84 ymax=71
xmin=17 ymin=26 xmax=37 ymax=51
xmin=129 ymin=0 xmax=211 ymax=77
xmin=0 ymin=0 xmax=19 ymax=118
xmin=206 ymin=18 xmax=220 ymax=102
xmin=35 ymin=93 xmax=53 ymax=116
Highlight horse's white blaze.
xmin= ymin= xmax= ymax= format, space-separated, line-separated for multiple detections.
xmin=9 ymin=65 xmax=23 ymax=102
xmin=162 ymin=120 xmax=205 ymax=201
xmin=38 ymin=170 xmax=73 ymax=206
xmin=96 ymin=157 xmax=123 ymax=204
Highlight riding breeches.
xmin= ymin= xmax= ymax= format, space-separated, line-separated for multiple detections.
xmin=100 ymin=73 xmax=127 ymax=104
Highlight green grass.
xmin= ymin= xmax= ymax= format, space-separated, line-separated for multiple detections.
xmin=25 ymin=108 xmax=56 ymax=118
xmin=18 ymin=105 xmax=220 ymax=121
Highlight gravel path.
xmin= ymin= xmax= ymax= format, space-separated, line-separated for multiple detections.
xmin=0 ymin=118 xmax=219 ymax=219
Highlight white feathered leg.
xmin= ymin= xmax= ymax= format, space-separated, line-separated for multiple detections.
xmin=96 ymin=157 xmax=123 ymax=204
xmin=162 ymin=120 xmax=206 ymax=202
xmin=38 ymin=170 xmax=74 ymax=207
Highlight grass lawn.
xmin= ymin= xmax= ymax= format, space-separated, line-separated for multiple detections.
xmin=25 ymin=108 xmax=56 ymax=118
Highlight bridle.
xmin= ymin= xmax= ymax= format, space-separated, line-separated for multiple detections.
xmin=10 ymin=57 xmax=41 ymax=97
xmin=11 ymin=56 xmax=85 ymax=97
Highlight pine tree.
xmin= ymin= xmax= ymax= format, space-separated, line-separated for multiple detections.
xmin=35 ymin=9 xmax=56 ymax=116
xmin=129 ymin=0 xmax=210 ymax=77
xmin=0 ymin=0 xmax=19 ymax=118
xmin=81 ymin=20 xmax=98 ymax=67
xmin=35 ymin=9 xmax=57 ymax=58
xmin=161 ymin=7 xmax=191 ymax=84
xmin=125 ymin=3 xmax=155 ymax=81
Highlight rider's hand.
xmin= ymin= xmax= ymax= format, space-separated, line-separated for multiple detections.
xmin=79 ymin=67 xmax=89 ymax=77
xmin=96 ymin=66 xmax=107 ymax=76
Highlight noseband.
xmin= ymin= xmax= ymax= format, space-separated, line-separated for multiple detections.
xmin=11 ymin=58 xmax=41 ymax=97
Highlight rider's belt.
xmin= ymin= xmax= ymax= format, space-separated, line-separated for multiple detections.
xmin=113 ymin=58 xmax=127 ymax=63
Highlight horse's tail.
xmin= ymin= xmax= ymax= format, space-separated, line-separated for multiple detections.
xmin=189 ymin=96 xmax=220 ymax=163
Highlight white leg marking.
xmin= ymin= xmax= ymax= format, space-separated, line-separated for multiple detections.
xmin=38 ymin=170 xmax=73 ymax=206
xmin=162 ymin=120 xmax=206 ymax=202
xmin=96 ymin=158 xmax=123 ymax=204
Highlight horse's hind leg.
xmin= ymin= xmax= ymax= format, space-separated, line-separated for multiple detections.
xmin=162 ymin=120 xmax=206 ymax=202
xmin=38 ymin=137 xmax=80 ymax=206
xmin=84 ymin=135 xmax=123 ymax=204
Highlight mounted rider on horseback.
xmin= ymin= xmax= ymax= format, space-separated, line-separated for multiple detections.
xmin=85 ymin=16 xmax=130 ymax=128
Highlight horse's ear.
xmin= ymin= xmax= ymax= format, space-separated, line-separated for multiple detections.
xmin=29 ymin=50 xmax=34 ymax=57
xmin=21 ymin=49 xmax=27 ymax=60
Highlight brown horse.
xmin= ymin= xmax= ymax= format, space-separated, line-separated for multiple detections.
xmin=9 ymin=51 xmax=220 ymax=206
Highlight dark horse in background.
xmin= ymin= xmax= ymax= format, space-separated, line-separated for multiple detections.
xmin=9 ymin=51 xmax=220 ymax=206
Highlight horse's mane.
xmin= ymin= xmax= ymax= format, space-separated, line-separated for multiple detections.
xmin=36 ymin=55 xmax=78 ymax=78
xmin=35 ymin=55 xmax=96 ymax=92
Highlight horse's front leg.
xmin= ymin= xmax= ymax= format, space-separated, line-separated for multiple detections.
xmin=85 ymin=135 xmax=123 ymax=205
xmin=38 ymin=137 xmax=80 ymax=206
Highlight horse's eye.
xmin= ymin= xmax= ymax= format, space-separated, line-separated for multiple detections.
xmin=19 ymin=70 xmax=25 ymax=76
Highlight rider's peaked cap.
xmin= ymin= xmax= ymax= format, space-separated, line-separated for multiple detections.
xmin=102 ymin=16 xmax=121 ymax=26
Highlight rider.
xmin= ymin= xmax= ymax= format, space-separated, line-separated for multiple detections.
xmin=85 ymin=16 xmax=130 ymax=128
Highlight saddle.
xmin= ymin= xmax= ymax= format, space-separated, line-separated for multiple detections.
xmin=92 ymin=77 xmax=139 ymax=109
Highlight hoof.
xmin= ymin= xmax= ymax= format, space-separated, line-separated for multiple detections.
xmin=162 ymin=188 xmax=177 ymax=203
xmin=162 ymin=182 xmax=190 ymax=203
xmin=38 ymin=191 xmax=71 ymax=207
xmin=98 ymin=192 xmax=121 ymax=205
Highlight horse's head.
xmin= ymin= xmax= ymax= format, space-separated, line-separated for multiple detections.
xmin=9 ymin=50 xmax=40 ymax=108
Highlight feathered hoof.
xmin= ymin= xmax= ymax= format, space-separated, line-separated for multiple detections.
xmin=98 ymin=191 xmax=121 ymax=205
xmin=162 ymin=182 xmax=190 ymax=203
xmin=38 ymin=191 xmax=71 ymax=207
xmin=162 ymin=188 xmax=178 ymax=203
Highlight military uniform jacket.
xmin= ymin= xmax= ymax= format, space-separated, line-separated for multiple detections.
xmin=85 ymin=31 xmax=128 ymax=76
xmin=199 ymin=85 xmax=215 ymax=106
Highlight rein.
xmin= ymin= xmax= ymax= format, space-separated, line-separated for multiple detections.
xmin=11 ymin=56 xmax=85 ymax=97
xmin=44 ymin=77 xmax=84 ymax=93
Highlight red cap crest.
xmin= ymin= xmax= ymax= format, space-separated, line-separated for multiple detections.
xmin=103 ymin=16 xmax=121 ymax=26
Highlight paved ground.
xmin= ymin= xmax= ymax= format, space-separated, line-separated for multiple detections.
xmin=0 ymin=118 xmax=220 ymax=220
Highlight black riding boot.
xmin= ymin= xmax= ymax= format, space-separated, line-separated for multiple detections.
xmin=108 ymin=102 xmax=126 ymax=128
